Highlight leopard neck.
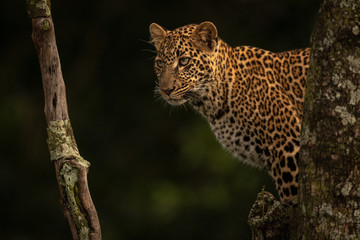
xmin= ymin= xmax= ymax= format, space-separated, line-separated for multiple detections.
xmin=189 ymin=40 xmax=235 ymax=124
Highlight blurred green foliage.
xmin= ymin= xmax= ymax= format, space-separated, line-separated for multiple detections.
xmin=0 ymin=0 xmax=320 ymax=239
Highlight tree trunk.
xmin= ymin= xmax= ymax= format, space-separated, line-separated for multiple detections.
xmin=249 ymin=0 xmax=360 ymax=239
xmin=296 ymin=0 xmax=360 ymax=238
xmin=26 ymin=1 xmax=101 ymax=239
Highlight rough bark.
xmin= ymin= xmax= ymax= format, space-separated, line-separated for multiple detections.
xmin=249 ymin=0 xmax=360 ymax=239
xmin=27 ymin=1 xmax=101 ymax=239
xmin=296 ymin=0 xmax=360 ymax=238
xmin=248 ymin=191 xmax=293 ymax=240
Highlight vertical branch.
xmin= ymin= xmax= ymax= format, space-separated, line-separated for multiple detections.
xmin=27 ymin=1 xmax=101 ymax=239
xmin=31 ymin=17 xmax=69 ymax=123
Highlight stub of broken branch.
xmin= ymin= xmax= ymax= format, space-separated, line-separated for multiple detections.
xmin=248 ymin=191 xmax=293 ymax=240
xmin=26 ymin=0 xmax=51 ymax=18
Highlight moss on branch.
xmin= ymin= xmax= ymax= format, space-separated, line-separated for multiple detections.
xmin=26 ymin=0 xmax=51 ymax=18
xmin=47 ymin=120 xmax=90 ymax=168
xmin=60 ymin=163 xmax=90 ymax=240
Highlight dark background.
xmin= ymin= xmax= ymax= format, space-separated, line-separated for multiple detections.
xmin=1 ymin=0 xmax=321 ymax=239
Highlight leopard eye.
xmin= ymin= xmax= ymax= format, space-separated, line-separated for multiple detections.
xmin=179 ymin=57 xmax=190 ymax=67
xmin=155 ymin=59 xmax=164 ymax=68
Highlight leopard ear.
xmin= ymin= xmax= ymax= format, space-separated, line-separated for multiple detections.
xmin=149 ymin=23 xmax=167 ymax=51
xmin=191 ymin=21 xmax=218 ymax=52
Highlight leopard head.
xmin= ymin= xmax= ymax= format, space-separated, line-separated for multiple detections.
xmin=149 ymin=21 xmax=219 ymax=105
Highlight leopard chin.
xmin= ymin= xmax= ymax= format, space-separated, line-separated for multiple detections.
xmin=166 ymin=98 xmax=188 ymax=106
xmin=160 ymin=93 xmax=188 ymax=106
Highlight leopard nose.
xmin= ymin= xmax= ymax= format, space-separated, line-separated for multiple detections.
xmin=161 ymin=87 xmax=175 ymax=96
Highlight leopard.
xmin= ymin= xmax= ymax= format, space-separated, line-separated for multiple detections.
xmin=149 ymin=21 xmax=310 ymax=204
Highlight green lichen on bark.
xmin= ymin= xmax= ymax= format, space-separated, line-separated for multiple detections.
xmin=47 ymin=120 xmax=90 ymax=168
xmin=60 ymin=163 xmax=90 ymax=240
xmin=26 ymin=0 xmax=51 ymax=18
xmin=48 ymin=120 xmax=92 ymax=239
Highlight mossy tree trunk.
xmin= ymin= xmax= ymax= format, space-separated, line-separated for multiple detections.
xmin=249 ymin=0 xmax=360 ymax=239
xmin=295 ymin=0 xmax=360 ymax=238
xmin=26 ymin=0 xmax=101 ymax=239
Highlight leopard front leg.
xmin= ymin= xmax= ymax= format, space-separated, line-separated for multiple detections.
xmin=270 ymin=144 xmax=299 ymax=204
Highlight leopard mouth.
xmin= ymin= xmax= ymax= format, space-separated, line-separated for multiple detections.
xmin=159 ymin=91 xmax=188 ymax=105
xmin=163 ymin=87 xmax=204 ymax=106
xmin=167 ymin=98 xmax=188 ymax=105
xmin=158 ymin=84 xmax=202 ymax=106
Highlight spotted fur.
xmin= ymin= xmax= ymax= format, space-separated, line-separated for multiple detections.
xmin=149 ymin=21 xmax=310 ymax=204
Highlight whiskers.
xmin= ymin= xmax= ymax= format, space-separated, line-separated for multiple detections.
xmin=139 ymin=38 xmax=158 ymax=61
xmin=152 ymin=76 xmax=220 ymax=115
xmin=167 ymin=103 xmax=189 ymax=117
xmin=143 ymin=50 xmax=157 ymax=61
xmin=153 ymin=86 xmax=164 ymax=103
xmin=153 ymin=86 xmax=189 ymax=116
xmin=183 ymin=91 xmax=200 ymax=100
xmin=184 ymin=77 xmax=217 ymax=99
xmin=142 ymin=49 xmax=158 ymax=55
